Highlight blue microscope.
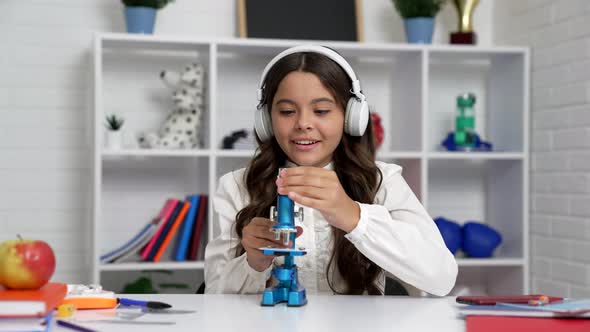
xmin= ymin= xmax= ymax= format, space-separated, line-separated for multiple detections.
xmin=260 ymin=182 xmax=307 ymax=307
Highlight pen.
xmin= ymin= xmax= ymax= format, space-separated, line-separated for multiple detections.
xmin=43 ymin=311 xmax=53 ymax=332
xmin=117 ymin=297 xmax=172 ymax=309
xmin=56 ymin=319 xmax=98 ymax=332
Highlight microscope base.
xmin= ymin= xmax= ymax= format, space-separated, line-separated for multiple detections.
xmin=261 ymin=286 xmax=307 ymax=307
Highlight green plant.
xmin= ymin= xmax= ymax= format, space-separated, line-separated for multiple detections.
xmin=120 ymin=270 xmax=190 ymax=294
xmin=105 ymin=114 xmax=125 ymax=131
xmin=392 ymin=0 xmax=446 ymax=18
xmin=121 ymin=0 xmax=175 ymax=10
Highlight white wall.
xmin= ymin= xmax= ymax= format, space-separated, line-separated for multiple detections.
xmin=0 ymin=0 xmax=494 ymax=284
xmin=494 ymin=0 xmax=590 ymax=297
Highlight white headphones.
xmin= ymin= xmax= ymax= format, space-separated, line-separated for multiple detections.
xmin=254 ymin=45 xmax=369 ymax=142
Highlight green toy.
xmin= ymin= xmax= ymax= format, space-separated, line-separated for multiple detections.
xmin=454 ymin=93 xmax=476 ymax=147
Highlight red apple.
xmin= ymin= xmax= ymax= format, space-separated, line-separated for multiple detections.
xmin=0 ymin=238 xmax=56 ymax=289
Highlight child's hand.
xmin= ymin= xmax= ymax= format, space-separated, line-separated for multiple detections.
xmin=276 ymin=167 xmax=361 ymax=233
xmin=241 ymin=217 xmax=303 ymax=272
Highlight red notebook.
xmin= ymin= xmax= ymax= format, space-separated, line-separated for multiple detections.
xmin=188 ymin=195 xmax=208 ymax=260
xmin=457 ymin=294 xmax=564 ymax=305
xmin=466 ymin=315 xmax=590 ymax=332
xmin=0 ymin=282 xmax=68 ymax=317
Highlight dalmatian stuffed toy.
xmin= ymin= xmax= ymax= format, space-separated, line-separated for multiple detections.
xmin=139 ymin=61 xmax=206 ymax=149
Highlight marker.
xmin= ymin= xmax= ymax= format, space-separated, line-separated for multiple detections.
xmin=117 ymin=297 xmax=172 ymax=309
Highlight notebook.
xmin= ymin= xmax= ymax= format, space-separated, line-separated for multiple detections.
xmin=0 ymin=282 xmax=67 ymax=317
xmin=466 ymin=315 xmax=590 ymax=332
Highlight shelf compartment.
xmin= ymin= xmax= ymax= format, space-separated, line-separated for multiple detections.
xmin=100 ymin=42 xmax=211 ymax=150
xmin=427 ymin=50 xmax=526 ymax=153
xmin=349 ymin=50 xmax=422 ymax=152
xmin=452 ymin=266 xmax=525 ymax=295
xmin=101 ymin=269 xmax=203 ymax=294
xmin=427 ymin=159 xmax=524 ymax=259
xmin=99 ymin=157 xmax=209 ymax=262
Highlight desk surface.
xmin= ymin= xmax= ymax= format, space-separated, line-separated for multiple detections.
xmin=56 ymin=294 xmax=465 ymax=332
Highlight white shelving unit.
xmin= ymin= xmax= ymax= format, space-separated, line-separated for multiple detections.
xmin=93 ymin=33 xmax=529 ymax=295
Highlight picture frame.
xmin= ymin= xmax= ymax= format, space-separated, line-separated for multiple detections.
xmin=237 ymin=0 xmax=364 ymax=42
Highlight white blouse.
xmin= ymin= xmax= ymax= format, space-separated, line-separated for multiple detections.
xmin=204 ymin=161 xmax=457 ymax=296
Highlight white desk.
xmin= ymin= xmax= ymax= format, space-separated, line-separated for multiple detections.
xmin=55 ymin=294 xmax=465 ymax=332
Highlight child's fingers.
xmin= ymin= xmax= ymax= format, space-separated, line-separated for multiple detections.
xmin=295 ymin=226 xmax=303 ymax=238
xmin=278 ymin=185 xmax=323 ymax=199
xmin=277 ymin=174 xmax=324 ymax=188
xmin=250 ymin=224 xmax=281 ymax=241
xmin=288 ymin=191 xmax=322 ymax=210
xmin=281 ymin=166 xmax=328 ymax=177
xmin=243 ymin=237 xmax=286 ymax=250
xmin=249 ymin=217 xmax=274 ymax=227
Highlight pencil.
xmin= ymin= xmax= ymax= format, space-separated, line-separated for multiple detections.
xmin=56 ymin=319 xmax=98 ymax=332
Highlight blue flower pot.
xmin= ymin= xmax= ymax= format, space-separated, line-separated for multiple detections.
xmin=125 ymin=6 xmax=157 ymax=34
xmin=403 ymin=17 xmax=434 ymax=44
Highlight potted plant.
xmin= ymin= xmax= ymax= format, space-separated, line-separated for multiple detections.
xmin=392 ymin=0 xmax=446 ymax=44
xmin=122 ymin=0 xmax=174 ymax=34
xmin=104 ymin=114 xmax=125 ymax=150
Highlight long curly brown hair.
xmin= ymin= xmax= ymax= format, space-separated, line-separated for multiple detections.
xmin=235 ymin=51 xmax=383 ymax=295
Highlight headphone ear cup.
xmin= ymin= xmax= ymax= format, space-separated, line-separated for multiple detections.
xmin=254 ymin=107 xmax=273 ymax=142
xmin=344 ymin=98 xmax=370 ymax=136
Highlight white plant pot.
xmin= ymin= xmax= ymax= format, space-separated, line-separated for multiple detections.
xmin=105 ymin=130 xmax=123 ymax=150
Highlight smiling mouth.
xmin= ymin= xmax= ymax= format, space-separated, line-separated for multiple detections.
xmin=293 ymin=140 xmax=319 ymax=145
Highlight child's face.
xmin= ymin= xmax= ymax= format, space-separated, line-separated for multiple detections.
xmin=270 ymin=71 xmax=344 ymax=167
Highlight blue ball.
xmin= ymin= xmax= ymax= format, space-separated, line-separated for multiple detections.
xmin=434 ymin=217 xmax=462 ymax=255
xmin=462 ymin=222 xmax=502 ymax=258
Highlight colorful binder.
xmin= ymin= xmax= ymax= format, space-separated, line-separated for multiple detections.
xmin=174 ymin=195 xmax=200 ymax=261
xmin=140 ymin=199 xmax=178 ymax=260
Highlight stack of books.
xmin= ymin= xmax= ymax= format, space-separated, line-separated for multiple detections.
xmin=0 ymin=282 xmax=67 ymax=332
xmin=100 ymin=194 xmax=208 ymax=264
xmin=457 ymin=295 xmax=590 ymax=331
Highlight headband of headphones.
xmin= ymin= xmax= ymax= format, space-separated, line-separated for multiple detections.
xmin=255 ymin=45 xmax=365 ymax=105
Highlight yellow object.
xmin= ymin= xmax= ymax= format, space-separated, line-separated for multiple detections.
xmin=56 ymin=304 xmax=76 ymax=318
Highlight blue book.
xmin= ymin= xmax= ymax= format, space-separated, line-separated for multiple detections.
xmin=174 ymin=195 xmax=200 ymax=261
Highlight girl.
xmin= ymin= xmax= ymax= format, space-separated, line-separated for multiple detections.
xmin=204 ymin=45 xmax=457 ymax=296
